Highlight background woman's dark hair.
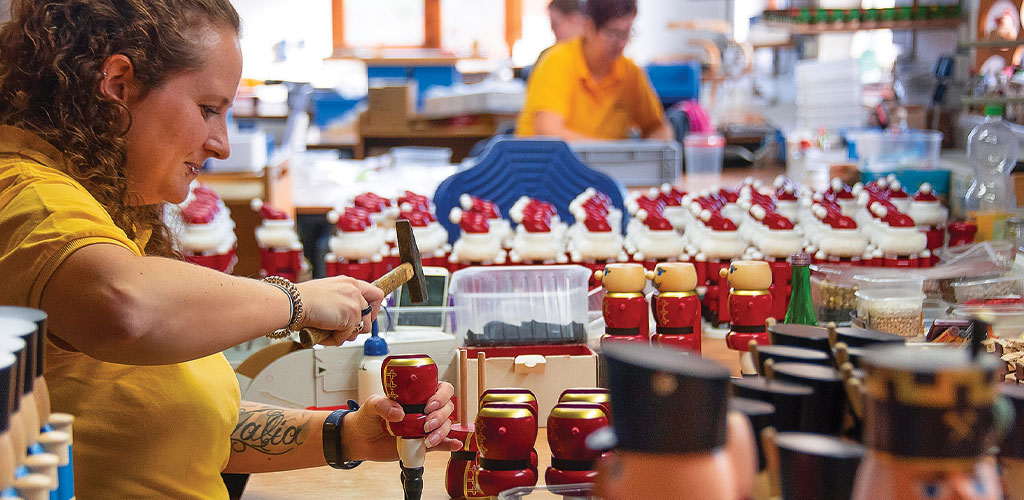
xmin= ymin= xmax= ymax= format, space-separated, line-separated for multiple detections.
xmin=549 ymin=0 xmax=582 ymax=16
xmin=0 ymin=0 xmax=240 ymax=258
xmin=585 ymin=0 xmax=637 ymax=30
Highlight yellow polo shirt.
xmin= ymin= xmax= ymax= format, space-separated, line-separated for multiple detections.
xmin=516 ymin=37 xmax=666 ymax=139
xmin=0 ymin=125 xmax=240 ymax=499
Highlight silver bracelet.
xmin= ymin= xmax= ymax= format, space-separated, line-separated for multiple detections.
xmin=262 ymin=276 xmax=304 ymax=339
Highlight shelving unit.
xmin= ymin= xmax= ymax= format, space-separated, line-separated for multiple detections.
xmin=764 ymin=18 xmax=960 ymax=35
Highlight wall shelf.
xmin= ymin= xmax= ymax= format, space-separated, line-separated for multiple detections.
xmin=762 ymin=18 xmax=961 ymax=35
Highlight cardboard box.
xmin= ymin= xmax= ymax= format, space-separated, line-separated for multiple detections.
xmin=459 ymin=345 xmax=598 ymax=427
xmin=366 ymin=81 xmax=417 ymax=130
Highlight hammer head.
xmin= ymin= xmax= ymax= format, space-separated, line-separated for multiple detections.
xmin=395 ymin=219 xmax=428 ymax=304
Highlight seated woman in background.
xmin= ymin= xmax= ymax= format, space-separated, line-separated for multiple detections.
xmin=516 ymin=0 xmax=673 ymax=142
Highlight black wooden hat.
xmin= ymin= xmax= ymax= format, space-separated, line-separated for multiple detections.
xmin=834 ymin=326 xmax=905 ymax=349
xmin=775 ymin=432 xmax=864 ymax=500
xmin=772 ymin=362 xmax=847 ymax=435
xmin=862 ymin=346 xmax=1000 ymax=459
xmin=754 ymin=345 xmax=830 ymax=375
xmin=769 ymin=324 xmax=831 ymax=353
xmin=731 ymin=377 xmax=813 ymax=433
xmin=603 ymin=342 xmax=730 ymax=454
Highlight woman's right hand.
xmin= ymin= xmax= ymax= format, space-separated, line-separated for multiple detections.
xmin=295 ymin=276 xmax=385 ymax=345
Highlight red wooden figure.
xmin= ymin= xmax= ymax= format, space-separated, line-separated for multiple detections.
xmin=474 ymin=402 xmax=539 ymax=496
xmin=720 ymin=261 xmax=773 ymax=375
xmin=381 ymin=354 xmax=437 ymax=500
xmin=595 ymin=263 xmax=650 ymax=345
xmin=558 ymin=388 xmax=611 ymax=419
xmin=545 ymin=402 xmax=609 ymax=487
xmin=647 ymin=262 xmax=702 ymax=353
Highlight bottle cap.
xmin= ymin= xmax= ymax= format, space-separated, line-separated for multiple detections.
xmin=363 ymin=320 xmax=388 ymax=356
xmin=985 ymin=103 xmax=1005 ymax=117
xmin=789 ymin=252 xmax=811 ymax=266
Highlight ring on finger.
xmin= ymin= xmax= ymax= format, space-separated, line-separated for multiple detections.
xmin=352 ymin=320 xmax=365 ymax=333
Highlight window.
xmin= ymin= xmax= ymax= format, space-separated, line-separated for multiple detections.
xmin=331 ymin=0 xmax=523 ymax=56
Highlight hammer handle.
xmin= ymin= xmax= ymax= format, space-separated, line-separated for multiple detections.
xmin=298 ymin=263 xmax=416 ymax=348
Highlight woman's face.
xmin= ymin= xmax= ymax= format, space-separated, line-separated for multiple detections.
xmin=586 ymin=14 xmax=635 ymax=63
xmin=122 ymin=26 xmax=242 ymax=205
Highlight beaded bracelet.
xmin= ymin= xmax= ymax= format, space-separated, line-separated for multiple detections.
xmin=262 ymin=276 xmax=304 ymax=339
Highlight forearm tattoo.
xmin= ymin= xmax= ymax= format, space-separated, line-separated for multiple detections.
xmin=231 ymin=407 xmax=312 ymax=456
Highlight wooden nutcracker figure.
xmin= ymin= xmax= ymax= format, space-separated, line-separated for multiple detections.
xmin=545 ymin=402 xmax=609 ymax=489
xmin=998 ymin=385 xmax=1024 ymax=500
xmin=646 ymin=262 xmax=702 ymax=353
xmin=594 ymin=263 xmax=650 ymax=345
xmin=593 ymin=343 xmax=757 ymax=500
xmin=480 ymin=389 xmax=539 ymax=417
xmin=251 ymin=199 xmax=305 ymax=282
xmin=851 ymin=347 xmax=1003 ymax=500
xmin=721 ymin=261 xmax=773 ymax=375
xmin=381 ymin=355 xmax=438 ymax=500
xmin=474 ymin=402 xmax=538 ymax=496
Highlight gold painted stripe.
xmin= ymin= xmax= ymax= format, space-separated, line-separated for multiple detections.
xmin=659 ymin=291 xmax=696 ymax=298
xmin=732 ymin=289 xmax=771 ymax=296
xmin=606 ymin=292 xmax=644 ymax=298
xmin=384 ymin=357 xmax=436 ymax=368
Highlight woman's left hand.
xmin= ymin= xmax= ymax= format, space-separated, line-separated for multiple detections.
xmin=339 ymin=381 xmax=463 ymax=462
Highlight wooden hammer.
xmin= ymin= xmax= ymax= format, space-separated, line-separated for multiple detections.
xmin=298 ymin=219 xmax=428 ymax=348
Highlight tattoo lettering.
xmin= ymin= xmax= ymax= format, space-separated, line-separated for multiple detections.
xmin=231 ymin=408 xmax=310 ymax=455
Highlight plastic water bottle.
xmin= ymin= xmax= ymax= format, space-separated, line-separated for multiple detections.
xmin=356 ymin=320 xmax=388 ymax=404
xmin=966 ymin=104 xmax=1019 ymax=240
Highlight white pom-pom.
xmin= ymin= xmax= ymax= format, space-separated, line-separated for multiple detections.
xmin=648 ymin=187 xmax=659 ymax=198
xmin=250 ymin=198 xmax=264 ymax=212
xmin=661 ymin=183 xmax=672 ymax=194
xmin=750 ymin=204 xmax=767 ymax=221
xmin=890 ymin=180 xmax=902 ymax=192
xmin=636 ymin=209 xmax=649 ymax=222
xmin=856 ymin=192 xmax=869 ymax=207
xmin=459 ymin=193 xmax=473 ymax=210
xmin=449 ymin=207 xmax=463 ymax=224
xmin=815 ymin=250 xmax=826 ymax=260
xmin=870 ymin=202 xmax=887 ymax=218
xmin=700 ymin=209 xmax=712 ymax=223
xmin=830 ymin=178 xmax=843 ymax=191
xmin=326 ymin=210 xmax=341 ymax=224
xmin=919 ymin=183 xmax=932 ymax=195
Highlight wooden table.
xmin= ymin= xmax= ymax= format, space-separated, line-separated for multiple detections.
xmin=240 ymin=336 xmax=742 ymax=498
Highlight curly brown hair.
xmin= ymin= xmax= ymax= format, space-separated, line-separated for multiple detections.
xmin=0 ymin=0 xmax=240 ymax=258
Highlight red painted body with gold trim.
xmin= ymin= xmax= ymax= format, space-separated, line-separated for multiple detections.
xmin=475 ymin=402 xmax=539 ymax=495
xmin=545 ymin=402 xmax=609 ymax=486
xmin=380 ymin=355 xmax=437 ymax=438
xmin=601 ymin=293 xmax=649 ymax=344
xmin=651 ymin=292 xmax=702 ymax=353
xmin=725 ymin=292 xmax=772 ymax=352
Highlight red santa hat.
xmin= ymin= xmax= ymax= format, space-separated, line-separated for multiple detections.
xmin=636 ymin=209 xmax=673 ymax=231
xmin=524 ymin=199 xmax=556 ymax=218
xmin=583 ymin=211 xmax=612 ymax=232
xmin=633 ymin=195 xmax=665 ymax=215
xmin=718 ymin=188 xmax=739 ymax=203
xmin=660 ymin=183 xmax=686 ymax=205
xmin=814 ymin=205 xmax=857 ymax=230
xmin=887 ymin=180 xmax=909 ymax=199
xmin=336 ymin=211 xmax=370 ymax=232
xmin=400 ymin=210 xmax=431 ymax=228
xmin=182 ymin=203 xmax=216 ymax=224
xmin=913 ymin=183 xmax=939 ymax=203
xmin=520 ymin=212 xmax=552 ymax=233
xmin=700 ymin=209 xmax=737 ymax=231
xmin=775 ymin=184 xmax=798 ymax=202
xmin=581 ymin=198 xmax=610 ymax=216
xmin=250 ymin=199 xmax=289 ymax=221
xmin=398 ymin=191 xmax=431 ymax=212
xmin=344 ymin=206 xmax=373 ymax=225
xmin=354 ymin=192 xmax=391 ymax=213
xmin=455 ymin=210 xmax=490 ymax=234
xmin=884 ymin=210 xmax=915 ymax=228
xmin=460 ymin=194 xmax=502 ymax=219
xmin=694 ymin=195 xmax=722 ymax=212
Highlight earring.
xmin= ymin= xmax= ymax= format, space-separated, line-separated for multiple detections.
xmin=102 ymin=72 xmax=108 ymax=77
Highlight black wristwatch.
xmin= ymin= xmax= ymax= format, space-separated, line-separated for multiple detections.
xmin=323 ymin=399 xmax=363 ymax=469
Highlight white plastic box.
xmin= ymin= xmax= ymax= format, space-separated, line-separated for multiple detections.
xmin=449 ymin=265 xmax=592 ymax=346
xmin=846 ymin=130 xmax=944 ymax=172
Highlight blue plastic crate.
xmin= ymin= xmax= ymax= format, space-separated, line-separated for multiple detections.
xmin=309 ymin=90 xmax=363 ymax=129
xmin=859 ymin=168 xmax=951 ymax=196
xmin=646 ymin=62 xmax=701 ymax=107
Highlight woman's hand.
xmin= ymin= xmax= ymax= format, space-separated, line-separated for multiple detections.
xmin=339 ymin=382 xmax=462 ymax=462
xmin=295 ymin=276 xmax=385 ymax=345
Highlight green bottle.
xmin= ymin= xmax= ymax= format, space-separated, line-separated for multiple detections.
xmin=784 ymin=253 xmax=818 ymax=326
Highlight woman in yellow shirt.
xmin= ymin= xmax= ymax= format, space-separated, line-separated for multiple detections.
xmin=0 ymin=1 xmax=459 ymax=498
xmin=517 ymin=0 xmax=673 ymax=141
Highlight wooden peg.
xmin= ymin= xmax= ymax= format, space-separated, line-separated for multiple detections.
xmin=476 ymin=351 xmax=487 ymax=406
xmin=763 ymin=358 xmax=776 ymax=381
xmin=827 ymin=322 xmax=837 ymax=348
xmin=760 ymin=426 xmax=782 ymax=500
xmin=459 ymin=349 xmax=469 ymax=425
xmin=833 ymin=341 xmax=850 ymax=370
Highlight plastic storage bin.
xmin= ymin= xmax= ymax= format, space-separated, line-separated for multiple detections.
xmin=810 ymin=265 xmax=858 ymax=326
xmin=449 ymin=265 xmax=592 ymax=346
xmin=845 ymin=129 xmax=943 ymax=172
xmin=951 ymin=303 xmax=1024 ymax=339
xmin=854 ymin=274 xmax=926 ymax=338
xmin=570 ymin=140 xmax=682 ymax=186
xmin=683 ymin=134 xmax=726 ymax=179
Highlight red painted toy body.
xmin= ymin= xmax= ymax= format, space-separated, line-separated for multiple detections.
xmin=475 ymin=403 xmax=539 ymax=496
xmin=545 ymin=403 xmax=609 ymax=487
xmin=602 ymin=293 xmax=649 ymax=344
xmin=558 ymin=389 xmax=612 ymax=419
xmin=258 ymin=248 xmax=303 ymax=282
xmin=725 ymin=291 xmax=772 ymax=352
xmin=704 ymin=260 xmax=731 ymax=326
xmin=381 ymin=355 xmax=437 ymax=438
xmin=651 ymin=292 xmax=702 ymax=353
xmin=480 ymin=389 xmax=539 ymax=416
xmin=766 ymin=259 xmax=791 ymax=321
xmin=446 ymin=423 xmax=481 ymax=499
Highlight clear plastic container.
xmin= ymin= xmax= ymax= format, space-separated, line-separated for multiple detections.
xmin=951 ymin=304 xmax=1024 ymax=339
xmin=810 ymin=265 xmax=858 ymax=326
xmin=388 ymin=146 xmax=453 ymax=166
xmin=854 ymin=274 xmax=926 ymax=338
xmin=683 ymin=134 xmax=726 ymax=179
xmin=449 ymin=265 xmax=592 ymax=346
xmin=846 ymin=129 xmax=943 ymax=172
xmin=950 ymin=272 xmax=1024 ymax=304
xmin=498 ymin=484 xmax=597 ymax=499
xmin=965 ymin=105 xmax=1018 ymax=214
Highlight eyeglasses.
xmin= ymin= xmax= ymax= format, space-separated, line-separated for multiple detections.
xmin=600 ymin=26 xmax=637 ymax=42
